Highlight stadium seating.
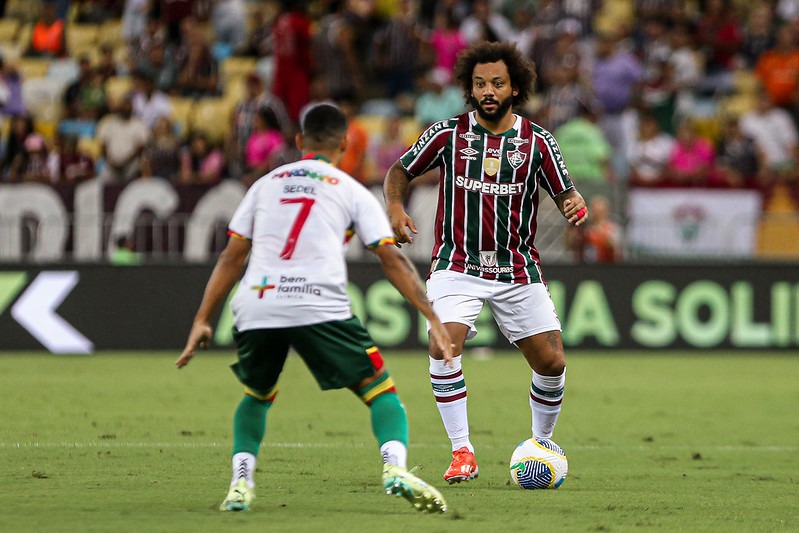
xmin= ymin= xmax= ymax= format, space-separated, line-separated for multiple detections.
xmin=105 ymin=76 xmax=133 ymax=109
xmin=718 ymin=94 xmax=757 ymax=118
xmin=66 ymin=23 xmax=99 ymax=51
xmin=5 ymin=0 xmax=38 ymax=23
xmin=357 ymin=115 xmax=387 ymax=139
xmin=17 ymin=58 xmax=51 ymax=80
xmin=220 ymin=57 xmax=257 ymax=85
xmin=0 ymin=18 xmax=20 ymax=43
xmin=169 ymin=97 xmax=196 ymax=137
xmin=731 ymin=69 xmax=760 ymax=95
xmin=0 ymin=19 xmax=23 ymax=59
xmin=223 ymin=76 xmax=247 ymax=106
xmin=78 ymin=136 xmax=102 ymax=160
xmin=0 ymin=117 xmax=10 ymax=142
xmin=190 ymin=98 xmax=234 ymax=141
xmin=12 ymin=22 xmax=32 ymax=56
xmin=756 ymin=185 xmax=799 ymax=259
xmin=97 ymin=19 xmax=124 ymax=49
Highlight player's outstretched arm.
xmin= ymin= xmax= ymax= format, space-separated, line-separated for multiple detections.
xmin=383 ymin=161 xmax=418 ymax=245
xmin=555 ymin=189 xmax=589 ymax=227
xmin=176 ymin=237 xmax=251 ymax=369
xmin=372 ymin=244 xmax=454 ymax=366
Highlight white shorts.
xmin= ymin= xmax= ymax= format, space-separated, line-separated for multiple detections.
xmin=426 ymin=270 xmax=561 ymax=344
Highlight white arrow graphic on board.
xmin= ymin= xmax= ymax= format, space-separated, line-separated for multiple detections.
xmin=11 ymin=271 xmax=94 ymax=354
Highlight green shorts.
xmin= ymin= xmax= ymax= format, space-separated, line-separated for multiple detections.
xmin=231 ymin=316 xmax=382 ymax=396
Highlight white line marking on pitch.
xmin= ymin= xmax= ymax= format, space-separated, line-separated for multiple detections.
xmin=1 ymin=442 xmax=797 ymax=452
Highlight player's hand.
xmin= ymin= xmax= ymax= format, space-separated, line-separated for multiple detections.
xmin=175 ymin=321 xmax=213 ymax=369
xmin=428 ymin=320 xmax=455 ymax=368
xmin=562 ymin=194 xmax=588 ymax=227
xmin=387 ymin=204 xmax=417 ymax=246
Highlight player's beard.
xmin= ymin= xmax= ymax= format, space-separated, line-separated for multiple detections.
xmin=472 ymin=94 xmax=513 ymax=122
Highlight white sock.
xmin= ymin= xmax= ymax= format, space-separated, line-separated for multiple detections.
xmin=530 ymin=369 xmax=566 ymax=439
xmin=380 ymin=440 xmax=408 ymax=469
xmin=429 ymin=355 xmax=474 ymax=453
xmin=231 ymin=452 xmax=256 ymax=488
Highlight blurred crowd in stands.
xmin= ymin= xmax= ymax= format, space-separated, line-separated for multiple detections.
xmin=2 ymin=0 xmax=799 ymax=261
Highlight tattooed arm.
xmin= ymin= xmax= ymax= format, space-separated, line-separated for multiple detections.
xmin=383 ymin=161 xmax=417 ymax=245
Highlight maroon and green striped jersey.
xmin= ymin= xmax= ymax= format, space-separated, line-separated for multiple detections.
xmin=399 ymin=111 xmax=574 ymax=284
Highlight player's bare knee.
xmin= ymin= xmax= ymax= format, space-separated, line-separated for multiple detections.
xmin=351 ymin=366 xmax=387 ymax=392
xmin=354 ymin=367 xmax=398 ymax=406
xmin=538 ymin=356 xmax=566 ymax=376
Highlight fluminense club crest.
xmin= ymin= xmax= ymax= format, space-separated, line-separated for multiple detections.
xmin=507 ymin=150 xmax=527 ymax=169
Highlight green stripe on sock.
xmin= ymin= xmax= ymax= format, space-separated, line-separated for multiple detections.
xmin=531 ymin=383 xmax=564 ymax=399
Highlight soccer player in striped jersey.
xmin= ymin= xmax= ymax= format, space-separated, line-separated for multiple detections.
xmin=176 ymin=103 xmax=453 ymax=513
xmin=384 ymin=41 xmax=589 ymax=484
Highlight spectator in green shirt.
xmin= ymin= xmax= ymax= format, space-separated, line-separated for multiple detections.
xmin=553 ymin=101 xmax=614 ymax=183
xmin=110 ymin=235 xmax=143 ymax=266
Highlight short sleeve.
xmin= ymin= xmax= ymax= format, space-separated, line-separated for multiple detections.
xmin=227 ymin=180 xmax=260 ymax=240
xmin=350 ymin=184 xmax=394 ymax=248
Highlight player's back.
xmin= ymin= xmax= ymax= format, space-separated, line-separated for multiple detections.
xmin=229 ymin=157 xmax=391 ymax=329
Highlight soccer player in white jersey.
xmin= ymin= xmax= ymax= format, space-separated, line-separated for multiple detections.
xmin=176 ymin=103 xmax=453 ymax=513
xmin=384 ymin=42 xmax=589 ymax=484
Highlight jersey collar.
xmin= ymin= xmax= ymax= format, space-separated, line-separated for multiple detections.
xmin=301 ymin=153 xmax=332 ymax=163
xmin=468 ymin=111 xmax=521 ymax=137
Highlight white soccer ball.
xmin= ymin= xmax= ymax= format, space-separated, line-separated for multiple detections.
xmin=509 ymin=438 xmax=568 ymax=489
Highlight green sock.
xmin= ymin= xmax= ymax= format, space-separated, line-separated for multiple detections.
xmin=232 ymin=395 xmax=271 ymax=457
xmin=368 ymin=392 xmax=409 ymax=447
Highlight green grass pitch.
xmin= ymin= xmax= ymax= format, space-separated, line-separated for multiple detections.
xmin=0 ymin=350 xmax=797 ymax=532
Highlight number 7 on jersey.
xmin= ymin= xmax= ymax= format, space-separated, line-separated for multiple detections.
xmin=279 ymin=197 xmax=315 ymax=260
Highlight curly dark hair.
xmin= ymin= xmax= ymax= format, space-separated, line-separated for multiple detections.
xmin=453 ymin=41 xmax=537 ymax=107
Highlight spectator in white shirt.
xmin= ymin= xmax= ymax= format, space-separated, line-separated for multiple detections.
xmin=131 ymin=69 xmax=173 ymax=130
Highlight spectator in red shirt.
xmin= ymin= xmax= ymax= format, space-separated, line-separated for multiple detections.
xmin=271 ymin=0 xmax=312 ymax=122
xmin=55 ymin=134 xmax=95 ymax=184
xmin=567 ymin=195 xmax=622 ymax=264
xmin=695 ymin=0 xmax=743 ymax=91
xmin=26 ymin=1 xmax=66 ymax=58
xmin=755 ymin=24 xmax=799 ymax=108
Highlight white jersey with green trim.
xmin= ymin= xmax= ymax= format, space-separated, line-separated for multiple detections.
xmin=228 ymin=157 xmax=393 ymax=330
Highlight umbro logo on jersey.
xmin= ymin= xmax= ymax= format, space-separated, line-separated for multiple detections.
xmin=507 ymin=150 xmax=527 ymax=169
xmin=459 ymin=147 xmax=478 ymax=160
xmin=508 ymin=137 xmax=530 ymax=146
xmin=459 ymin=132 xmax=482 ymax=142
